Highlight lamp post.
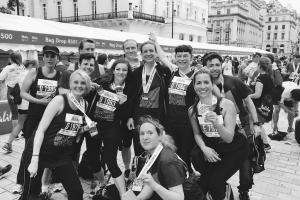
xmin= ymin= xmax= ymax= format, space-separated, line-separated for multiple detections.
xmin=16 ymin=0 xmax=20 ymax=15
xmin=171 ymin=0 xmax=174 ymax=38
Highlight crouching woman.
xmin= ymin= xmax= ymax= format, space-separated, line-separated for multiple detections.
xmin=24 ymin=70 xmax=91 ymax=200
xmin=189 ymin=68 xmax=249 ymax=200
xmin=122 ymin=115 xmax=186 ymax=200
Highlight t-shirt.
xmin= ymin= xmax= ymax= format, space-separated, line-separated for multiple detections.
xmin=0 ymin=63 xmax=26 ymax=87
xmin=217 ymin=75 xmax=252 ymax=116
xmin=280 ymin=81 xmax=300 ymax=103
xmin=168 ymin=70 xmax=193 ymax=125
xmin=222 ymin=62 xmax=233 ymax=76
xmin=252 ymin=73 xmax=274 ymax=107
xmin=137 ymin=147 xmax=186 ymax=200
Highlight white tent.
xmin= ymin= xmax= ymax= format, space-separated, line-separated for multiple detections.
xmin=0 ymin=13 xmax=270 ymax=55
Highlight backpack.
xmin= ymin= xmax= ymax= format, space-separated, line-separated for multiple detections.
xmin=10 ymin=83 xmax=22 ymax=105
xmin=256 ymin=94 xmax=273 ymax=123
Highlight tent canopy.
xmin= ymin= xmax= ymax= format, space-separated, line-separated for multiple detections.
xmin=0 ymin=13 xmax=270 ymax=55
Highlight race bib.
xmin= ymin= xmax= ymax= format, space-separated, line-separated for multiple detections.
xmin=54 ymin=113 xmax=83 ymax=147
xmin=58 ymin=113 xmax=83 ymax=137
xmin=96 ymin=90 xmax=119 ymax=112
xmin=168 ymin=76 xmax=191 ymax=96
xmin=36 ymin=79 xmax=58 ymax=98
xmin=198 ymin=115 xmax=223 ymax=138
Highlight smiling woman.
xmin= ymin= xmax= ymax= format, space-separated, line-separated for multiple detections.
xmin=20 ymin=69 xmax=91 ymax=200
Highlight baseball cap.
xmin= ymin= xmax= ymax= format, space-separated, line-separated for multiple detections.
xmin=42 ymin=45 xmax=59 ymax=55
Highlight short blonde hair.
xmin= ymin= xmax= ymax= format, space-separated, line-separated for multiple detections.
xmin=69 ymin=69 xmax=91 ymax=95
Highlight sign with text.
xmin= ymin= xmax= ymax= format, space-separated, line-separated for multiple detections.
xmin=0 ymin=100 xmax=12 ymax=135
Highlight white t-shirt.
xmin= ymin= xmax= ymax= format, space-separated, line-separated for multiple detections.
xmin=280 ymin=81 xmax=300 ymax=103
xmin=222 ymin=61 xmax=233 ymax=76
xmin=0 ymin=63 xmax=26 ymax=87
xmin=17 ymin=69 xmax=30 ymax=110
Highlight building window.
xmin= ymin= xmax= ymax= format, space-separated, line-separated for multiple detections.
xmin=42 ymin=3 xmax=47 ymax=19
xmin=216 ymin=20 xmax=220 ymax=26
xmin=275 ymin=17 xmax=278 ymax=21
xmin=57 ymin=1 xmax=62 ymax=21
xmin=177 ymin=5 xmax=180 ymax=17
xmin=266 ymin=44 xmax=271 ymax=51
xmin=198 ymin=36 xmax=202 ymax=42
xmin=21 ymin=9 xmax=25 ymax=16
xmin=179 ymin=33 xmax=184 ymax=40
xmin=267 ymin=33 xmax=270 ymax=40
xmin=268 ymin=25 xmax=271 ymax=30
xmin=275 ymin=25 xmax=278 ymax=30
xmin=274 ymin=33 xmax=277 ymax=40
xmin=281 ymin=33 xmax=285 ymax=39
xmin=92 ymin=0 xmax=96 ymax=17
xmin=227 ymin=9 xmax=230 ymax=14
xmin=139 ymin=0 xmax=142 ymax=12
xmin=217 ymin=10 xmax=221 ymax=15
xmin=282 ymin=25 xmax=285 ymax=29
xmin=186 ymin=8 xmax=189 ymax=19
xmin=189 ymin=35 xmax=193 ymax=41
xmin=268 ymin=17 xmax=271 ymax=22
xmin=73 ymin=0 xmax=78 ymax=20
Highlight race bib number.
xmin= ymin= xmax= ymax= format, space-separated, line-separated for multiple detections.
xmin=198 ymin=115 xmax=223 ymax=138
xmin=54 ymin=113 xmax=83 ymax=147
xmin=168 ymin=76 xmax=191 ymax=96
xmin=36 ymin=79 xmax=58 ymax=98
xmin=96 ymin=90 xmax=119 ymax=112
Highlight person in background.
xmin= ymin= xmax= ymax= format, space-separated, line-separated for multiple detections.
xmin=249 ymin=57 xmax=275 ymax=151
xmin=269 ymin=81 xmax=300 ymax=141
xmin=0 ymin=52 xmax=24 ymax=128
xmin=123 ymin=39 xmax=141 ymax=71
xmin=232 ymin=57 xmax=240 ymax=75
xmin=222 ymin=56 xmax=233 ymax=76
xmin=243 ymin=53 xmax=261 ymax=86
xmin=189 ymin=68 xmax=249 ymax=200
xmin=97 ymin=53 xmax=109 ymax=76
xmin=2 ymin=59 xmax=37 ymax=154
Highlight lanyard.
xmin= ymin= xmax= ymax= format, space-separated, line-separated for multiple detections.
xmin=68 ymin=93 xmax=93 ymax=127
xmin=142 ymin=65 xmax=157 ymax=94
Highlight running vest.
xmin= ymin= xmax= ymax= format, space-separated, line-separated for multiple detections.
xmin=40 ymin=94 xmax=84 ymax=167
xmin=28 ymin=67 xmax=61 ymax=117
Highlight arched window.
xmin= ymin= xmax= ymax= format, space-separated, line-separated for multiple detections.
xmin=179 ymin=33 xmax=184 ymax=40
xmin=189 ymin=35 xmax=194 ymax=42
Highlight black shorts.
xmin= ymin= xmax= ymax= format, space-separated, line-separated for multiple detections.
xmin=18 ymin=109 xmax=28 ymax=115
xmin=120 ymin=124 xmax=134 ymax=149
xmin=272 ymin=86 xmax=284 ymax=105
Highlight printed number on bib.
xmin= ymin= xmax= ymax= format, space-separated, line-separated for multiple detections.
xmin=97 ymin=90 xmax=119 ymax=112
xmin=169 ymin=76 xmax=191 ymax=96
xmin=37 ymin=79 xmax=57 ymax=98
xmin=58 ymin=113 xmax=83 ymax=137
xmin=198 ymin=115 xmax=223 ymax=138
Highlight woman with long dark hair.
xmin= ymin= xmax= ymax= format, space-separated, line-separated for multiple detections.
xmin=189 ymin=68 xmax=249 ymax=200
xmin=88 ymin=59 xmax=133 ymax=197
xmin=249 ymin=57 xmax=274 ymax=150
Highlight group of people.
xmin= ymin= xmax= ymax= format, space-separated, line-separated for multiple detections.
xmin=0 ymin=33 xmax=299 ymax=200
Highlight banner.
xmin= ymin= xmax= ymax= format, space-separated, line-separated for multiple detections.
xmin=0 ymin=100 xmax=12 ymax=135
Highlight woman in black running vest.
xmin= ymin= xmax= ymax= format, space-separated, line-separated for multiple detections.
xmin=23 ymin=70 xmax=91 ymax=200
xmin=87 ymin=59 xmax=132 ymax=197
xmin=17 ymin=46 xmax=61 ymax=189
xmin=189 ymin=68 xmax=249 ymax=200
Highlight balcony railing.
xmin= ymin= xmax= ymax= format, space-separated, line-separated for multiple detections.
xmin=49 ymin=11 xmax=165 ymax=24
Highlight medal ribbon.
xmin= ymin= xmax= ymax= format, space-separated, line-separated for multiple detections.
xmin=69 ymin=93 xmax=93 ymax=127
xmin=142 ymin=65 xmax=157 ymax=94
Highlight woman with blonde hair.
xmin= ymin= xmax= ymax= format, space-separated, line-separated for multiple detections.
xmin=21 ymin=70 xmax=91 ymax=200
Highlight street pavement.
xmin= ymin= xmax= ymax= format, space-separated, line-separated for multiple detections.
xmin=0 ymin=109 xmax=300 ymax=200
